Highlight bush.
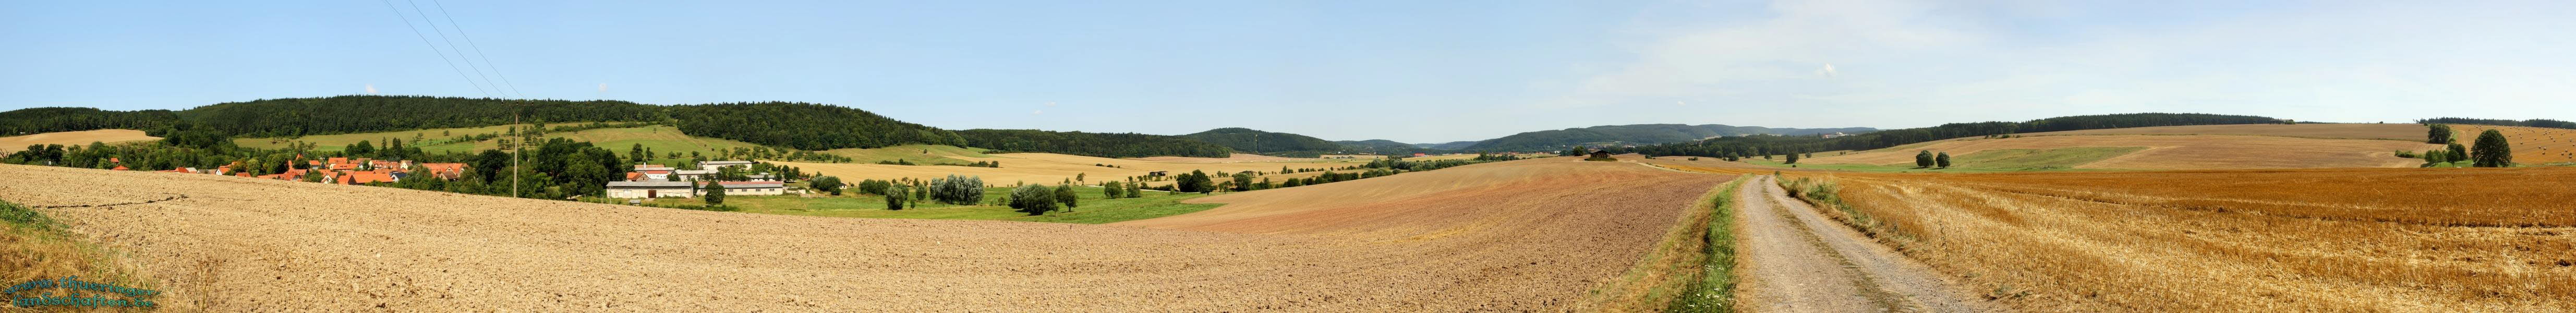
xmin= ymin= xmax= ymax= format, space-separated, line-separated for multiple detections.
xmin=1055 ymin=184 xmax=1079 ymax=210
xmin=1102 ymin=181 xmax=1125 ymax=198
xmin=809 ymin=176 xmax=845 ymax=196
xmin=928 ymin=175 xmax=985 ymax=204
xmin=1008 ymin=185 xmax=1059 ymax=215
xmin=884 ymin=187 xmax=909 ymax=210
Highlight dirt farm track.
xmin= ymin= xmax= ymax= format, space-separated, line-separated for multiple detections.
xmin=0 ymin=158 xmax=1726 ymax=311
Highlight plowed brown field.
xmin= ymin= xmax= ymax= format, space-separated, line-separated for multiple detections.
xmin=0 ymin=157 xmax=1725 ymax=311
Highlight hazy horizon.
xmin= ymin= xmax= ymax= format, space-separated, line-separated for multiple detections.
xmin=8 ymin=1 xmax=2572 ymax=142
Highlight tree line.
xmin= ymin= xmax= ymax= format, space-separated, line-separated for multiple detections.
xmin=958 ymin=129 xmax=1233 ymax=158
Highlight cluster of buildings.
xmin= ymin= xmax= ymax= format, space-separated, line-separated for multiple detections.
xmin=129 ymin=156 xmax=466 ymax=185
xmin=603 ymin=160 xmax=789 ymax=199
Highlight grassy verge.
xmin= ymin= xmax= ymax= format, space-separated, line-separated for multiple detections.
xmin=1667 ymin=175 xmax=1748 ymax=312
xmin=2 ymin=199 xmax=161 ymax=308
xmin=1578 ymin=175 xmax=1746 ymax=311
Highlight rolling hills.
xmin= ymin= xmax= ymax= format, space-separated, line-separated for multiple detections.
xmin=0 ymin=129 xmax=161 ymax=153
xmin=1797 ymin=123 xmax=2440 ymax=170
xmin=1460 ymin=124 xmax=1877 ymax=152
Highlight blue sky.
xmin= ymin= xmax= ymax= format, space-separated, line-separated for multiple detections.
xmin=6 ymin=1 xmax=2573 ymax=143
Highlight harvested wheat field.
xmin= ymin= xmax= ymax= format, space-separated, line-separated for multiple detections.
xmin=770 ymin=152 xmax=1366 ymax=186
xmin=1130 ymin=153 xmax=1316 ymax=163
xmin=0 ymin=158 xmax=1725 ymax=311
xmin=0 ymin=129 xmax=159 ymax=153
xmin=2019 ymin=123 xmax=2427 ymax=140
xmin=1792 ymin=168 xmax=2576 ymax=312
xmin=2450 ymin=124 xmax=2576 ymax=165
xmin=1800 ymin=134 xmax=2437 ymax=170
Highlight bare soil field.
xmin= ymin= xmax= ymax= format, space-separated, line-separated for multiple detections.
xmin=1795 ymin=168 xmax=2576 ymax=311
xmin=0 ymin=157 xmax=1724 ymax=311
xmin=0 ymin=129 xmax=159 ymax=153
xmin=770 ymin=152 xmax=1367 ymax=186
xmin=2450 ymin=124 xmax=2576 ymax=165
xmin=2019 ymin=123 xmax=2426 ymax=140
xmin=1800 ymin=134 xmax=2437 ymax=170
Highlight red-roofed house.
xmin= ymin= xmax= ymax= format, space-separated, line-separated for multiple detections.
xmin=417 ymin=163 xmax=467 ymax=180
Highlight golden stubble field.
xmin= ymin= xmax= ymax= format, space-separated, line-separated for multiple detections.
xmin=1802 ymin=134 xmax=2436 ymax=170
xmin=1794 ymin=167 xmax=2576 ymax=312
xmin=2450 ymin=124 xmax=2576 ymax=165
xmin=0 ymin=129 xmax=159 ymax=153
xmin=0 ymin=158 xmax=1726 ymax=311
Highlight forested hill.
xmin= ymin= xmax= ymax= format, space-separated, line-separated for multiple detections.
xmin=0 ymin=107 xmax=180 ymax=135
xmin=184 ymin=96 xmax=666 ymax=137
xmin=1181 ymin=128 xmax=1343 ymax=153
xmin=671 ymin=102 xmax=964 ymax=150
xmin=958 ymin=129 xmax=1233 ymax=158
xmin=1458 ymin=124 xmax=1878 ymax=152
xmin=1334 ymin=139 xmax=1444 ymax=155
xmin=1634 ymin=113 xmax=2284 ymax=158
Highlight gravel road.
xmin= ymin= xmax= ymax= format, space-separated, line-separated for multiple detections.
xmin=1732 ymin=175 xmax=1999 ymax=312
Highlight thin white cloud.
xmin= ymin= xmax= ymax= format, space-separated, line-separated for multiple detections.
xmin=365 ymin=84 xmax=378 ymax=94
xmin=1556 ymin=0 xmax=2576 ymax=128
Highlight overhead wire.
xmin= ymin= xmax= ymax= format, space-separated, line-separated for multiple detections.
xmin=426 ymin=0 xmax=529 ymax=99
xmin=378 ymin=0 xmax=494 ymax=97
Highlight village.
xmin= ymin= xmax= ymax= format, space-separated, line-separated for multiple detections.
xmin=123 ymin=155 xmax=794 ymax=199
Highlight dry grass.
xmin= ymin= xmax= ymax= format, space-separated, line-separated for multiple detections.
xmin=1801 ymin=134 xmax=2437 ymax=170
xmin=2 ymin=199 xmax=171 ymax=311
xmin=0 ymin=129 xmax=159 ymax=153
xmin=2022 ymin=123 xmax=2427 ymax=140
xmin=1795 ymin=168 xmax=2576 ymax=312
xmin=2449 ymin=124 xmax=2576 ymax=165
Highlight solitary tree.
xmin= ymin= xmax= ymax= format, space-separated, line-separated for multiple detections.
xmin=1785 ymin=152 xmax=1800 ymax=164
xmin=2471 ymin=129 xmax=2513 ymax=167
xmin=1102 ymin=181 xmax=1124 ymax=198
xmin=703 ymin=183 xmax=727 ymax=206
xmin=2426 ymin=124 xmax=2454 ymax=144
xmin=1054 ymin=184 xmax=1079 ymax=211
xmin=1936 ymin=152 xmax=1952 ymax=168
xmin=1914 ymin=151 xmax=1935 ymax=168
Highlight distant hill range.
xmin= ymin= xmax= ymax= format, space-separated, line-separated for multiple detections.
xmin=1412 ymin=141 xmax=1479 ymax=150
xmin=1181 ymin=128 xmax=1343 ymax=154
xmin=1454 ymin=124 xmax=1878 ymax=152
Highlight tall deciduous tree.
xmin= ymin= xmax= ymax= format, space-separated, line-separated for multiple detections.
xmin=1936 ymin=152 xmax=1952 ymax=168
xmin=1914 ymin=151 xmax=1935 ymax=168
xmin=2471 ymin=129 xmax=2513 ymax=167
xmin=2426 ymin=124 xmax=2454 ymax=144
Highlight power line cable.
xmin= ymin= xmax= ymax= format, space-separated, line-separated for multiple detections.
xmin=427 ymin=0 xmax=528 ymax=98
xmin=405 ymin=0 xmax=510 ymax=99
xmin=379 ymin=0 xmax=493 ymax=97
